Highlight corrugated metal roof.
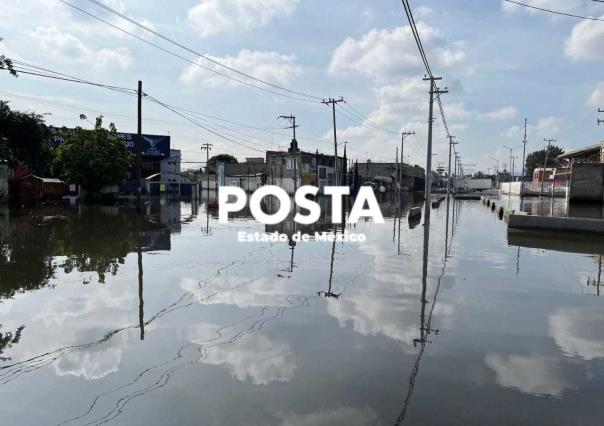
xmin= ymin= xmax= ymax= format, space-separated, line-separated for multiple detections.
xmin=558 ymin=143 xmax=602 ymax=159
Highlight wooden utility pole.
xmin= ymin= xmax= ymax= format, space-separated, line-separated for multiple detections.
xmin=422 ymin=76 xmax=447 ymax=203
xmin=322 ymin=97 xmax=345 ymax=185
xmin=201 ymin=143 xmax=213 ymax=203
xmin=136 ymin=80 xmax=143 ymax=213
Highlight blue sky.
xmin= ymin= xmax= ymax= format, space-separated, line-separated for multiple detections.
xmin=1 ymin=0 xmax=603 ymax=173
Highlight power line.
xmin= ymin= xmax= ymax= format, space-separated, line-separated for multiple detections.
xmin=81 ymin=0 xmax=323 ymax=102
xmin=503 ymin=0 xmax=604 ymax=21
xmin=56 ymin=0 xmax=318 ymax=104
xmin=144 ymin=94 xmax=268 ymax=153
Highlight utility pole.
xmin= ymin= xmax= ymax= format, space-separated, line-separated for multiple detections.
xmin=521 ymin=118 xmax=528 ymax=181
xmin=322 ymin=97 xmax=345 ymax=185
xmin=395 ymin=146 xmax=399 ymax=197
xmin=598 ymin=108 xmax=604 ymax=126
xmin=503 ymin=145 xmax=515 ymax=182
xmin=446 ymin=135 xmax=457 ymax=197
xmin=400 ymin=131 xmax=415 ymax=193
xmin=201 ymin=143 xmax=212 ymax=203
xmin=136 ymin=80 xmax=143 ymax=213
xmin=279 ymin=115 xmax=299 ymax=192
xmin=422 ymin=76 xmax=448 ymax=202
xmin=541 ymin=138 xmax=556 ymax=195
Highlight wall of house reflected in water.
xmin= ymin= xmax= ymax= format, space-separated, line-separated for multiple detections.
xmin=1 ymin=194 xmax=604 ymax=425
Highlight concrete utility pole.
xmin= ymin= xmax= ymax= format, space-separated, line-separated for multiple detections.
xmin=422 ymin=76 xmax=448 ymax=202
xmin=598 ymin=108 xmax=604 ymax=126
xmin=503 ymin=145 xmax=516 ymax=182
xmin=521 ymin=118 xmax=528 ymax=180
xmin=136 ymin=80 xmax=143 ymax=213
xmin=400 ymin=131 xmax=415 ymax=192
xmin=395 ymin=146 xmax=399 ymax=196
xmin=322 ymin=97 xmax=345 ymax=185
xmin=541 ymin=138 xmax=556 ymax=195
xmin=446 ymin=135 xmax=457 ymax=197
xmin=279 ymin=114 xmax=299 ymax=192
xmin=201 ymin=143 xmax=213 ymax=203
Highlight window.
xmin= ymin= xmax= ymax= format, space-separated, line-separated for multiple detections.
xmin=319 ymin=167 xmax=326 ymax=179
xmin=286 ymin=156 xmax=295 ymax=170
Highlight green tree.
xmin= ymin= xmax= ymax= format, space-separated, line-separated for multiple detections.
xmin=207 ymin=153 xmax=237 ymax=173
xmin=0 ymin=101 xmax=52 ymax=173
xmin=525 ymin=145 xmax=564 ymax=177
xmin=52 ymin=116 xmax=132 ymax=195
xmin=0 ymin=38 xmax=17 ymax=77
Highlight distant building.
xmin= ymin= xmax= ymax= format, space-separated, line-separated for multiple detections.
xmin=532 ymin=167 xmax=555 ymax=183
xmin=266 ymin=141 xmax=345 ymax=194
xmin=355 ymin=161 xmax=425 ymax=192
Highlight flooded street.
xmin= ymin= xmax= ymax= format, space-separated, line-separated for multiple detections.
xmin=1 ymin=197 xmax=604 ymax=425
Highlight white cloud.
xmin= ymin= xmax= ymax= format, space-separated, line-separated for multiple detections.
xmin=190 ymin=327 xmax=297 ymax=385
xmin=486 ymin=353 xmax=576 ymax=397
xmin=276 ymin=406 xmax=380 ymax=426
xmin=29 ymin=27 xmax=133 ymax=70
xmin=328 ymin=24 xmax=465 ymax=80
xmin=479 ymin=106 xmax=518 ymax=120
xmin=565 ymin=17 xmax=604 ymax=61
xmin=187 ymin=0 xmax=299 ymax=37
xmin=549 ymin=307 xmax=604 ymax=360
xmin=54 ymin=347 xmax=122 ymax=380
xmin=536 ymin=116 xmax=562 ymax=137
xmin=588 ymin=82 xmax=604 ymax=106
xmin=180 ymin=49 xmax=302 ymax=88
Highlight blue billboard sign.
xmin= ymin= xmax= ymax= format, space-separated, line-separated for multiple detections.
xmin=117 ymin=132 xmax=170 ymax=158
xmin=49 ymin=127 xmax=171 ymax=158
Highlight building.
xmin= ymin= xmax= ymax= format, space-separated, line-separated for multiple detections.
xmin=10 ymin=175 xmax=64 ymax=203
xmin=532 ymin=167 xmax=555 ymax=183
xmin=558 ymin=142 xmax=604 ymax=202
xmin=355 ymin=161 xmax=426 ymax=193
xmin=558 ymin=142 xmax=604 ymax=165
xmin=266 ymin=141 xmax=346 ymax=194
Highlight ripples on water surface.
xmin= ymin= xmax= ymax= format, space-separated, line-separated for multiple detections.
xmin=1 ymin=197 xmax=604 ymax=425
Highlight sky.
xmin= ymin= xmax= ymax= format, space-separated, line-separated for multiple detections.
xmin=1 ymin=0 xmax=604 ymax=174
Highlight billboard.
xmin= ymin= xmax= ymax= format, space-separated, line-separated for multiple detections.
xmin=117 ymin=132 xmax=170 ymax=158
xmin=49 ymin=127 xmax=170 ymax=158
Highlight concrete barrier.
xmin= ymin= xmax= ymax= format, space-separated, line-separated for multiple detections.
xmin=454 ymin=194 xmax=482 ymax=200
xmin=408 ymin=207 xmax=422 ymax=220
xmin=508 ymin=215 xmax=604 ymax=235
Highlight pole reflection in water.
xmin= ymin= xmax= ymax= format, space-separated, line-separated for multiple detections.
xmin=396 ymin=195 xmax=452 ymax=425
xmin=587 ymin=256 xmax=603 ymax=296
xmin=136 ymin=213 xmax=145 ymax=341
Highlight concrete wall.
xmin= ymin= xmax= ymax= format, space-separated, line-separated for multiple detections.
xmin=569 ymin=163 xmax=604 ymax=202
xmin=500 ymin=182 xmax=523 ymax=195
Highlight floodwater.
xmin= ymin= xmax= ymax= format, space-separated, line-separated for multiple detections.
xmin=1 ymin=196 xmax=604 ymax=425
